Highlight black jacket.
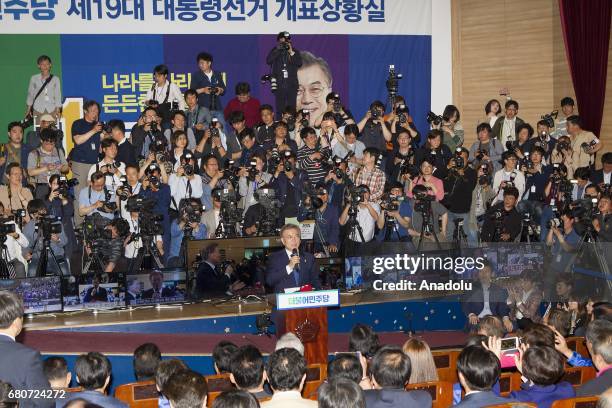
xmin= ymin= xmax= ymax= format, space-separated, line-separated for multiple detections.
xmin=266 ymin=46 xmax=303 ymax=88
xmin=364 ymin=388 xmax=432 ymax=408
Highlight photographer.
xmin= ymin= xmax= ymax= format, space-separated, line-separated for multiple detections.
xmin=224 ymin=111 xmax=249 ymax=162
xmin=415 ymin=129 xmax=452 ymax=178
xmin=299 ymin=183 xmax=340 ymax=254
xmin=546 ymin=210 xmax=579 ymax=273
xmin=407 ymin=184 xmax=448 ymax=245
xmin=169 ymin=130 xmax=191 ymax=172
xmin=323 ymin=159 xmax=347 ymax=210
xmin=168 ymin=151 xmax=204 ymax=215
xmin=468 ymin=164 xmax=496 ymax=244
xmin=116 ymin=164 xmax=141 ymax=219
xmin=163 ymin=111 xmax=197 ymax=151
xmin=144 ymin=64 xmax=186 ymax=126
xmin=25 ymin=113 xmax=63 ymax=150
xmin=386 ymin=129 xmax=416 ymax=185
xmin=517 ymin=146 xmax=551 ymax=223
xmin=593 ymin=194 xmax=611 ymax=242
xmin=0 ymin=122 xmax=31 ymax=185
xmin=93 ymin=217 xmax=130 ymax=273
xmin=266 ymin=31 xmax=303 ymax=116
xmin=406 ymin=159 xmax=444 ymax=202
xmin=443 ymin=147 xmax=477 ymax=240
xmin=168 ymin=198 xmax=207 ymax=267
xmin=591 ymin=152 xmax=611 ymax=188
xmin=23 ymin=199 xmax=69 ymax=277
xmin=492 ymin=151 xmax=525 ymax=205
xmin=223 ymin=82 xmax=261 ymax=128
xmin=46 ymin=174 xmax=77 ymax=256
xmin=550 ymin=135 xmax=575 ymax=178
xmin=332 ymin=124 xmax=365 ymax=173
xmin=376 ymin=183 xmax=412 ymax=242
xmin=264 ymin=121 xmax=298 ymax=156
xmin=191 ymin=52 xmax=227 ymax=129
xmin=131 ymin=106 xmax=162 ymax=158
xmin=0 ymin=163 xmax=33 ymax=222
xmin=27 ymin=127 xmax=69 ymax=199
xmin=87 ymin=138 xmax=126 ymax=193
xmin=242 ymin=184 xmax=281 ymax=236
xmin=194 ymin=118 xmax=227 ymax=163
xmin=25 ymin=55 xmax=62 ymax=122
xmin=339 ymin=184 xmax=380 ymax=244
xmin=297 ymin=126 xmax=331 ymax=186
xmin=480 ymin=186 xmax=522 ymax=242
xmin=356 ymin=101 xmax=392 ymax=155
xmin=78 ymin=171 xmax=117 ymax=221
xmin=491 ymin=99 xmax=525 ymax=146
xmin=388 ymin=97 xmax=420 ymax=143
xmin=468 ymin=123 xmax=504 ymax=172
xmin=139 ymin=164 xmax=171 ymax=257
xmin=0 ymin=202 xmax=28 ymax=278
xmin=238 ymin=152 xmax=273 ymax=214
xmin=255 ymin=105 xmax=276 ymax=145
xmin=71 ymin=100 xmax=105 ymax=223
xmin=200 ymin=155 xmax=232 ymax=211
xmin=532 ymin=119 xmax=557 ymax=161
xmin=108 ymin=119 xmax=137 ymax=166
xmin=270 ymin=150 xmax=309 ymax=222
xmin=438 ymin=104 xmax=464 ymax=153
xmin=238 ymin=128 xmax=265 ymax=167
xmin=184 ymin=88 xmax=212 ymax=140
xmin=567 ymin=115 xmax=602 ymax=169
xmin=510 ymin=123 xmax=535 ymax=160
xmin=571 ymin=167 xmax=592 ymax=201
xmin=124 ymin=202 xmax=164 ymax=262
xmin=353 ymin=147 xmax=386 ymax=203
xmin=201 ymin=188 xmax=222 ymax=238
xmin=553 ymin=97 xmax=576 ymax=139
xmin=313 ymin=92 xmax=355 ymax=129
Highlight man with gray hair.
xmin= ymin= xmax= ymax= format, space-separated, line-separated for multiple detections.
xmin=275 ymin=332 xmax=304 ymax=356
xmin=577 ymin=319 xmax=612 ymax=396
xmin=0 ymin=291 xmax=52 ymax=407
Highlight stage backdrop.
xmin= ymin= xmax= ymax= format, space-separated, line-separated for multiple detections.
xmin=0 ymin=1 xmax=434 ymax=143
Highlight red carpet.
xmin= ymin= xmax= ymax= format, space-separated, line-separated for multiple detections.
xmin=21 ymin=330 xmax=467 ymax=354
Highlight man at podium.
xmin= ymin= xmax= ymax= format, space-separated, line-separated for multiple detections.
xmin=266 ymin=224 xmax=320 ymax=293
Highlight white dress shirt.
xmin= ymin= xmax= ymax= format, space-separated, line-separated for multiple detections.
xmin=478 ymin=284 xmax=493 ymax=318
xmin=492 ymin=168 xmax=526 ymax=204
xmin=145 ymin=81 xmax=186 ymax=111
xmin=87 ymin=159 xmax=126 ymax=193
xmin=168 ymin=174 xmax=203 ymax=210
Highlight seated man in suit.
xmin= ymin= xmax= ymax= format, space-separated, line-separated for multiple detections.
xmin=56 ymin=352 xmax=127 ymax=408
xmin=265 ymin=223 xmax=320 ymax=293
xmin=195 ymin=243 xmax=244 ymax=298
xmin=0 ymin=291 xmax=51 ymax=408
xmin=142 ymin=270 xmax=174 ymax=300
xmin=319 ymin=378 xmax=366 ymax=408
xmin=82 ymin=274 xmax=108 ymax=303
xmin=43 ymin=357 xmax=72 ymax=390
xmin=262 ymin=348 xmax=316 ymax=408
xmin=364 ymin=346 xmax=432 ymax=408
xmin=461 ymin=259 xmax=513 ymax=332
xmin=590 ymin=151 xmax=611 ymax=188
xmin=577 ymin=319 xmax=612 ymax=397
xmin=454 ymin=345 xmax=515 ymax=407
xmin=163 ymin=369 xmax=208 ymax=408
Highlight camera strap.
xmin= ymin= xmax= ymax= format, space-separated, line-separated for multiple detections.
xmin=29 ymin=74 xmax=54 ymax=116
xmin=151 ymin=80 xmax=171 ymax=104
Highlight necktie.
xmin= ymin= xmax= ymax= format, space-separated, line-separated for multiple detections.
xmin=294 ymin=264 xmax=300 ymax=286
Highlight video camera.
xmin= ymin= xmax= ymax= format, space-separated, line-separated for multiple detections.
xmin=11 ymin=209 xmax=26 ymax=228
xmin=380 ymin=193 xmax=405 ymax=212
xmin=396 ymin=104 xmax=409 ymax=124
xmin=126 ymin=196 xmax=164 ymax=236
xmin=57 ymin=176 xmax=78 ymax=197
xmin=385 ymin=65 xmax=403 ymax=97
xmin=0 ymin=218 xmax=16 ymax=238
xmin=414 ymin=188 xmax=434 ymax=214
xmin=34 ymin=215 xmax=62 ymax=241
xmin=348 ymin=185 xmax=369 ymax=205
xmin=83 ymin=215 xmax=112 ymax=242
xmin=571 ymin=197 xmax=599 ymax=220
xmin=541 ymin=110 xmax=558 ymax=129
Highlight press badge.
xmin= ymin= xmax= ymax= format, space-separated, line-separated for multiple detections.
xmin=91 ymin=142 xmax=96 ymax=151
xmin=531 ymin=185 xmax=536 ymax=193
xmin=282 ymin=68 xmax=288 ymax=79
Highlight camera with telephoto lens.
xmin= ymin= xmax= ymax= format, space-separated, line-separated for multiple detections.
xmin=182 ymin=153 xmax=195 ymax=176
xmin=452 ymin=148 xmax=465 ymax=169
xmin=520 ymin=152 xmax=534 ymax=172
xmin=11 ymin=209 xmax=26 ymax=227
xmin=475 ymin=149 xmax=488 ymax=161
xmin=541 ymin=110 xmax=558 ymax=129
xmin=398 ymin=154 xmax=419 ymax=179
xmin=150 ymin=133 xmax=167 ymax=153
xmin=260 ymin=74 xmax=278 ymax=92
xmin=581 ymin=139 xmax=598 ymax=154
xmin=57 ymin=176 xmax=78 ymax=197
xmin=414 ymin=187 xmax=434 ymax=214
xmin=209 ymin=87 xmax=219 ymax=96
xmin=299 ymin=109 xmax=310 ymax=127
xmin=246 ymin=160 xmax=258 ymax=181
xmin=116 ymin=176 xmax=131 ymax=201
xmin=380 ymin=193 xmax=405 ymax=212
xmin=210 ymin=118 xmax=220 ymax=138
xmin=426 ymin=111 xmax=443 ymax=126
xmin=557 ymin=140 xmax=570 ymax=151
xmin=100 ymin=190 xmax=117 ymax=213
xmin=547 ymin=216 xmax=563 ymax=229
xmin=329 ymin=93 xmax=342 ymax=113
xmin=396 ymin=104 xmax=409 ymax=124
xmin=386 ymin=65 xmax=403 ymax=97
xmin=478 ymin=164 xmax=490 ymax=185
xmin=98 ymin=122 xmax=113 ymax=134
xmin=35 ymin=215 xmax=63 ymax=240
xmin=221 ymin=159 xmax=240 ymax=186
xmin=179 ymin=199 xmax=204 ymax=239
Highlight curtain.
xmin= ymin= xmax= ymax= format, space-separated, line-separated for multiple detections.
xmin=559 ymin=0 xmax=611 ymax=136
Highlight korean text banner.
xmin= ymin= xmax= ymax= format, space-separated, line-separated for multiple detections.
xmin=0 ymin=0 xmax=431 ymax=35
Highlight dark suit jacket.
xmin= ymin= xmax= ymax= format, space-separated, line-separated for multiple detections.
xmin=577 ymin=368 xmax=612 ymax=397
xmin=0 ymin=335 xmax=52 ymax=408
xmin=83 ymin=286 xmax=108 ymax=302
xmin=590 ymin=169 xmax=610 ymax=186
xmin=492 ymin=116 xmax=525 ymax=141
xmin=364 ymin=388 xmax=432 ymax=408
xmin=454 ymin=390 xmax=514 ymax=408
xmin=510 ymin=382 xmax=575 ymax=408
xmin=462 ymin=283 xmax=510 ymax=318
xmin=58 ymin=390 xmax=127 ymax=408
xmin=196 ymin=262 xmax=230 ymax=297
xmin=142 ymin=286 xmax=174 ymax=299
xmin=265 ymin=249 xmax=320 ymax=293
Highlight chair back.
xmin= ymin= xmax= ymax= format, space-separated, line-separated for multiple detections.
xmin=432 ymin=349 xmax=460 ymax=383
xmin=114 ymin=380 xmax=159 ymax=408
xmin=551 ymin=396 xmax=599 ymax=408
xmin=486 ymin=403 xmax=537 ymax=408
xmin=565 ymin=337 xmax=589 ymax=358
xmin=406 ymin=380 xmax=453 ymax=408
xmin=66 ymin=387 xmax=83 ymax=393
xmin=302 ymin=363 xmax=327 ymax=400
xmin=498 ymin=371 xmax=522 ymax=397
xmin=205 ymin=373 xmax=235 ymax=407
xmin=561 ymin=366 xmax=596 ymax=388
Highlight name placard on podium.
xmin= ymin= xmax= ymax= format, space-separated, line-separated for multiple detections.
xmin=276 ymin=290 xmax=340 ymax=311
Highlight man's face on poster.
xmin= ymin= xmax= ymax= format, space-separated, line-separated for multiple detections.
xmin=297 ymin=64 xmax=331 ymax=126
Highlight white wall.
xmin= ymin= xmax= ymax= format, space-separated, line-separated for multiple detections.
xmin=431 ymin=0 xmax=453 ymax=113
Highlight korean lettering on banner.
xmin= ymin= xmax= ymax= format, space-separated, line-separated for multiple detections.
xmin=275 ymin=0 xmax=384 ymax=23
xmin=67 ymin=0 xmax=145 ymax=21
xmin=101 ymin=72 xmax=191 ymax=115
xmin=0 ymin=0 xmax=58 ymax=20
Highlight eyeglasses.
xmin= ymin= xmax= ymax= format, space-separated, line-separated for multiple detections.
xmin=297 ymin=84 xmax=330 ymax=98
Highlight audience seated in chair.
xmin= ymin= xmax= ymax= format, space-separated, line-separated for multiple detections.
xmin=164 ymin=369 xmax=208 ymax=408
xmin=211 ymin=389 xmax=260 ymax=408
xmin=576 ymin=319 xmax=612 ymax=397
xmin=43 ymin=357 xmax=72 ymax=390
xmin=155 ymin=359 xmax=188 ymax=408
xmin=319 ymin=377 xmax=366 ymax=408
xmin=510 ymin=345 xmax=575 ymax=408
xmin=328 ymin=352 xmax=372 ymax=390
xmin=274 ymin=333 xmax=304 ymax=356
xmin=364 ymin=346 xmax=432 ymax=408
xmin=133 ymin=342 xmax=161 ymax=382
xmin=349 ymin=323 xmax=380 ymax=360
xmin=401 ymin=338 xmax=439 ymax=385
xmin=454 ymin=345 xmax=515 ymax=408
xmin=229 ymin=345 xmax=272 ymax=400
xmin=58 ymin=352 xmax=127 ymax=408
xmin=0 ymin=380 xmax=17 ymax=408
xmin=212 ymin=341 xmax=238 ymax=375
xmin=261 ymin=348 xmax=316 ymax=408
xmin=476 ymin=315 xmax=505 ymax=338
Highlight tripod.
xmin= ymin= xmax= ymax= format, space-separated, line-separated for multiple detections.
xmin=417 ymin=208 xmax=441 ymax=251
xmin=574 ymin=226 xmax=612 ymax=297
xmin=36 ymin=236 xmax=65 ymax=277
xmin=383 ymin=215 xmax=402 ymax=242
xmin=127 ymin=234 xmax=164 ymax=273
xmin=0 ymin=239 xmax=16 ymax=279
xmin=452 ymin=218 xmax=468 ymax=249
xmin=344 ymin=204 xmax=365 ymax=243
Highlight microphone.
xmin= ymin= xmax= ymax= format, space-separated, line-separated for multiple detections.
xmin=292 ymin=248 xmax=300 ymax=271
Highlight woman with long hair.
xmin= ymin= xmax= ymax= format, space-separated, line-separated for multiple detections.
xmin=401 ymin=338 xmax=439 ymax=384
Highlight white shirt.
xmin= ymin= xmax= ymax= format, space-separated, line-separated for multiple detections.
xmin=168 ymin=174 xmax=203 ymax=210
xmin=124 ymin=217 xmax=162 ymax=258
xmin=118 ymin=182 xmax=141 ymax=220
xmin=26 ymin=73 xmax=62 ymax=113
xmin=87 ymin=159 xmax=126 ymax=193
xmin=4 ymin=221 xmax=28 ymax=269
xmin=0 ymin=333 xmax=15 ymax=342
xmin=478 ymin=284 xmax=493 ymax=318
xmin=571 ymin=182 xmax=591 ymax=201
xmin=145 ymin=81 xmax=186 ymax=111
xmin=492 ymin=168 xmax=525 ymax=204
xmin=285 ymin=248 xmax=298 ymax=275
xmin=604 ymin=171 xmax=611 ymax=185
xmin=501 ymin=117 xmax=517 ymax=147
xmin=348 ymin=203 xmax=380 ymax=242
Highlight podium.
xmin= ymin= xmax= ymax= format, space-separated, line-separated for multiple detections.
xmin=276 ymin=290 xmax=340 ymax=364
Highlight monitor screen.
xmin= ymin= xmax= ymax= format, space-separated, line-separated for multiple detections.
xmin=126 ymin=269 xmax=188 ymax=306
xmin=62 ymin=273 xmax=126 ymax=311
xmin=0 ymin=276 xmax=63 ymax=314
